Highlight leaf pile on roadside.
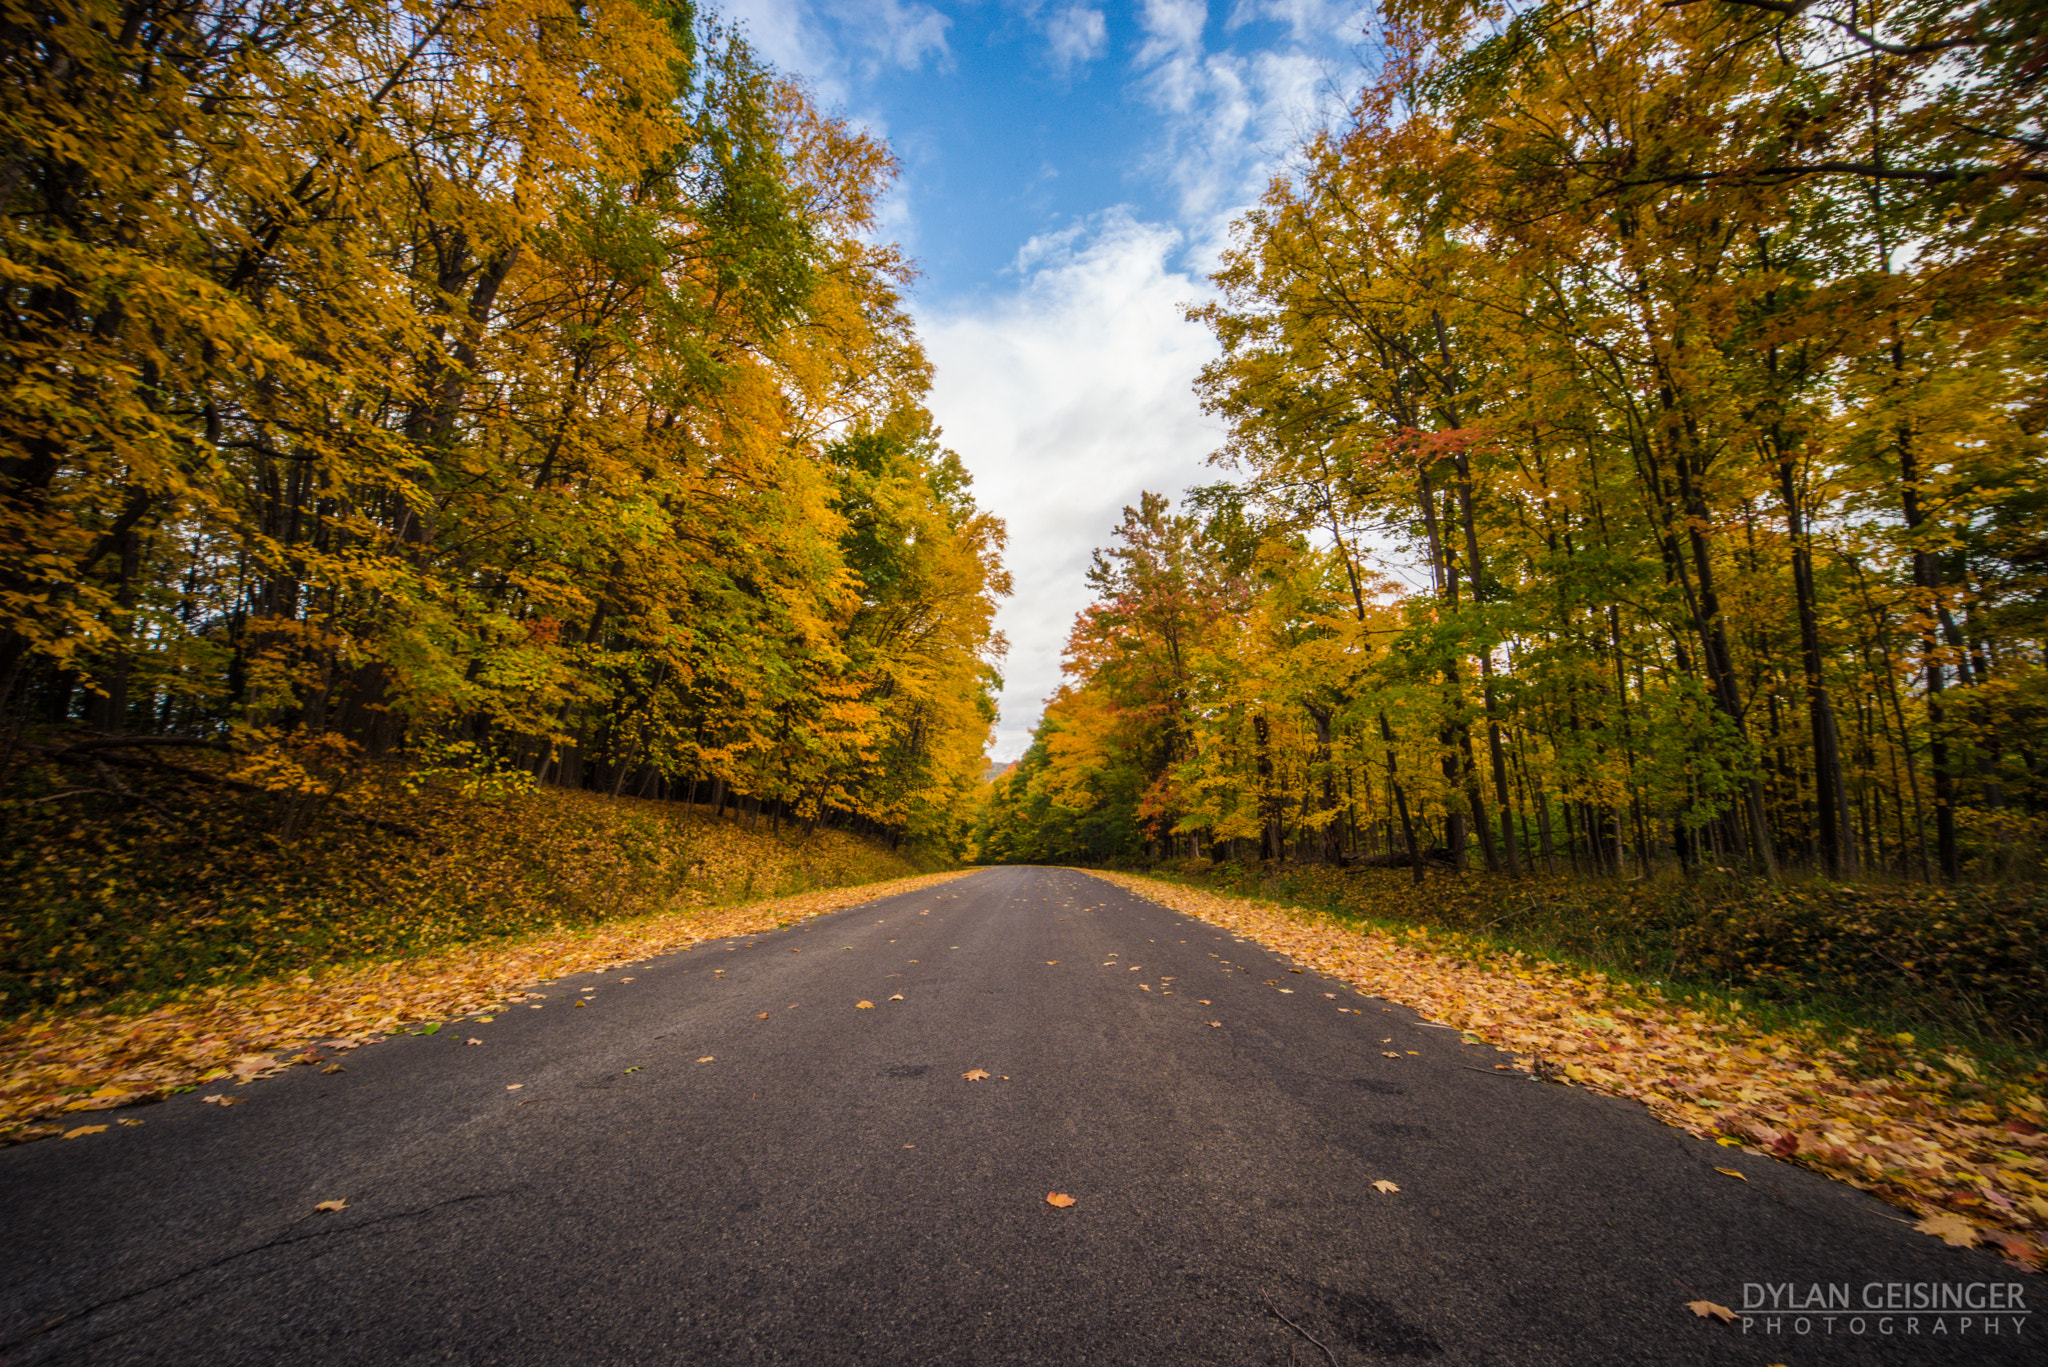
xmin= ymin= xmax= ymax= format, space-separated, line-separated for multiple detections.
xmin=1087 ymin=871 xmax=2048 ymax=1271
xmin=1 ymin=870 xmax=973 ymax=1143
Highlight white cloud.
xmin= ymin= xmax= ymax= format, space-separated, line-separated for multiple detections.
xmin=857 ymin=0 xmax=952 ymax=69
xmin=1132 ymin=0 xmax=1365 ymax=234
xmin=1139 ymin=0 xmax=1209 ymax=66
xmin=719 ymin=0 xmax=951 ymax=106
xmin=1043 ymin=4 xmax=1108 ymax=70
xmin=920 ymin=212 xmax=1224 ymax=759
xmin=1226 ymin=0 xmax=1367 ymax=45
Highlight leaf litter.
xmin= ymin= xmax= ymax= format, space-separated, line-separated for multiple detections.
xmin=1 ymin=870 xmax=973 ymax=1143
xmin=1086 ymin=870 xmax=2047 ymax=1271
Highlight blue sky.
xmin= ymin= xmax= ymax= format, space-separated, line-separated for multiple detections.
xmin=722 ymin=1 xmax=1374 ymax=758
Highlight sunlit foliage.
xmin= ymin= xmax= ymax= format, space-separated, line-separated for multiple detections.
xmin=977 ymin=0 xmax=2045 ymax=883
xmin=0 ymin=0 xmax=1008 ymax=847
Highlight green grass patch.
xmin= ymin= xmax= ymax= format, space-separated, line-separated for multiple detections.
xmin=1 ymin=757 xmax=943 ymax=1018
xmin=1134 ymin=860 xmax=2048 ymax=1083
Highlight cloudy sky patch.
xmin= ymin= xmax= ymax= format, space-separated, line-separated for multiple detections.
xmin=718 ymin=0 xmax=1369 ymax=757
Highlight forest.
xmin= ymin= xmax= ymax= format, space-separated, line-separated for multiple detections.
xmin=0 ymin=0 xmax=1010 ymax=850
xmin=979 ymin=0 xmax=2044 ymax=886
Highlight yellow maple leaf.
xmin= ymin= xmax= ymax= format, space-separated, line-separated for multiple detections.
xmin=1915 ymin=1213 xmax=1978 ymax=1247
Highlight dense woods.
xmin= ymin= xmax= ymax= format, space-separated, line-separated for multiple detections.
xmin=0 ymin=0 xmax=1009 ymax=850
xmin=977 ymin=0 xmax=2046 ymax=886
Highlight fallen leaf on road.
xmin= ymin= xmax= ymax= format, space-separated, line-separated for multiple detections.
xmin=320 ymin=1065 xmax=345 ymax=1074
xmin=1279 ymin=989 xmax=1294 ymax=994
xmin=1915 ymin=1213 xmax=1979 ymax=1247
xmin=1046 ymin=1192 xmax=1076 ymax=1208
xmin=314 ymin=1199 xmax=347 ymax=1212
xmin=0 ymin=870 xmax=979 ymax=1148
xmin=1372 ymin=1180 xmax=1399 ymax=1193
xmin=1382 ymin=1052 xmax=1401 ymax=1058
xmin=696 ymin=1056 xmax=714 ymax=1063
xmin=465 ymin=1038 xmax=482 ymax=1046
xmin=856 ymin=1001 xmax=875 ymax=1010
xmin=506 ymin=1084 xmax=523 ymax=1090
xmin=962 ymin=1069 xmax=990 ymax=1081
xmin=574 ymin=1000 xmax=587 ymax=1008
xmin=1714 ymin=1167 xmax=1747 ymax=1181
xmin=201 ymin=1094 xmax=242 ymax=1106
xmin=1085 ymin=871 xmax=2048 ymax=1260
xmin=1139 ymin=984 xmax=1151 ymax=992
xmin=476 ymin=1016 xmax=494 ymax=1023
xmin=1045 ymin=961 xmax=1058 ymax=965
xmin=1986 ymin=1230 xmax=2041 ymax=1270
xmin=63 ymin=1125 xmax=106 ymax=1139
xmin=755 ymin=1012 xmax=770 ymax=1019
xmin=1687 ymin=1301 xmax=1736 ymax=1323
xmin=888 ymin=994 xmax=904 ymax=1001
xmin=1207 ymin=1021 xmax=1222 ymax=1027
xmin=117 ymin=1118 xmax=143 ymax=1126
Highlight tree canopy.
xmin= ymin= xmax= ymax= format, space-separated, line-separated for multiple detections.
xmin=974 ymin=0 xmax=2044 ymax=882
xmin=1 ymin=0 xmax=1009 ymax=847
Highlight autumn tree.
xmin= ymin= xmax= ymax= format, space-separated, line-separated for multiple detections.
xmin=1 ymin=0 xmax=1008 ymax=848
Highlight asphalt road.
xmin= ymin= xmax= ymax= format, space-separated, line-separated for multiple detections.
xmin=2 ymin=866 xmax=2037 ymax=1365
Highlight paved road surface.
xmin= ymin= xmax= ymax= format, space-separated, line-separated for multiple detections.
xmin=2 ymin=867 xmax=2036 ymax=1365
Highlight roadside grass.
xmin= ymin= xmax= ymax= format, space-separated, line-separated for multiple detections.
xmin=0 ymin=867 xmax=976 ymax=1144
xmin=1 ymin=753 xmax=942 ymax=1020
xmin=0 ymin=750 xmax=966 ymax=1142
xmin=1139 ymin=860 xmax=2048 ymax=1086
xmin=1094 ymin=866 xmax=2047 ymax=1271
